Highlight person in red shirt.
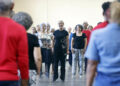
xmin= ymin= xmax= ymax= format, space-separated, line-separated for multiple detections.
xmin=82 ymin=22 xmax=91 ymax=73
xmin=0 ymin=0 xmax=29 ymax=86
xmin=92 ymin=1 xmax=111 ymax=31
xmin=82 ymin=22 xmax=91 ymax=45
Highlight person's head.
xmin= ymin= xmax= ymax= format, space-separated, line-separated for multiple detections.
xmin=47 ymin=23 xmax=51 ymax=32
xmin=36 ymin=25 xmax=41 ymax=32
xmin=68 ymin=27 xmax=72 ymax=33
xmin=102 ymin=1 xmax=111 ymax=21
xmin=41 ymin=23 xmax=46 ymax=32
xmin=110 ymin=1 xmax=120 ymax=24
xmin=88 ymin=25 xmax=93 ymax=31
xmin=0 ymin=0 xmax=14 ymax=17
xmin=75 ymin=24 xmax=83 ymax=32
xmin=32 ymin=27 xmax=37 ymax=34
xmin=12 ymin=12 xmax=33 ymax=31
xmin=83 ymin=22 xmax=89 ymax=29
xmin=58 ymin=20 xmax=64 ymax=29
xmin=117 ymin=0 xmax=120 ymax=2
xmin=51 ymin=28 xmax=55 ymax=33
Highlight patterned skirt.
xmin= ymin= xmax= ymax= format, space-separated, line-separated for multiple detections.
xmin=29 ymin=70 xmax=39 ymax=86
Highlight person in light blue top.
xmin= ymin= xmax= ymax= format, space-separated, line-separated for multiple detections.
xmin=68 ymin=27 xmax=73 ymax=67
xmin=85 ymin=1 xmax=120 ymax=86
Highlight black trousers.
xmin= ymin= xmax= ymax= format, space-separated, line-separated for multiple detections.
xmin=53 ymin=52 xmax=66 ymax=80
xmin=69 ymin=50 xmax=72 ymax=66
xmin=45 ymin=49 xmax=52 ymax=76
xmin=85 ymin=58 xmax=88 ymax=73
xmin=0 ymin=81 xmax=19 ymax=86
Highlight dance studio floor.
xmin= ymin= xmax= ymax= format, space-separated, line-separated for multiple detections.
xmin=39 ymin=62 xmax=86 ymax=86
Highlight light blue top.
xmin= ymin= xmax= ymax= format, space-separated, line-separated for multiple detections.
xmin=85 ymin=23 xmax=120 ymax=76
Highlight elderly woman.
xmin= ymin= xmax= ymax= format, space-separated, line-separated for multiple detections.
xmin=44 ymin=24 xmax=53 ymax=78
xmin=12 ymin=12 xmax=42 ymax=86
xmin=71 ymin=24 xmax=87 ymax=77
xmin=85 ymin=1 xmax=120 ymax=86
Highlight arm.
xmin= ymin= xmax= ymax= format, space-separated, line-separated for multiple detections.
xmin=17 ymin=30 xmax=29 ymax=86
xmin=86 ymin=60 xmax=98 ymax=86
xmin=84 ymin=38 xmax=87 ymax=51
xmin=71 ymin=38 xmax=74 ymax=53
xmin=34 ymin=47 xmax=42 ymax=75
xmin=51 ymin=36 xmax=54 ymax=53
xmin=66 ymin=36 xmax=69 ymax=53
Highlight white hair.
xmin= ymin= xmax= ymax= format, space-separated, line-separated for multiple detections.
xmin=0 ymin=0 xmax=14 ymax=12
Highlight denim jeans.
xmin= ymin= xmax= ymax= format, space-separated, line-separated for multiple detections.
xmin=0 ymin=81 xmax=18 ymax=86
xmin=72 ymin=49 xmax=84 ymax=75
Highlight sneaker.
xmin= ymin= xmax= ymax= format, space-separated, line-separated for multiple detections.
xmin=40 ymin=72 xmax=43 ymax=78
xmin=45 ymin=72 xmax=49 ymax=78
xmin=53 ymin=75 xmax=58 ymax=82
xmin=79 ymin=74 xmax=83 ymax=78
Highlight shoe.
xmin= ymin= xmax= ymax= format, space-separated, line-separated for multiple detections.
xmin=53 ymin=75 xmax=58 ymax=82
xmin=79 ymin=74 xmax=83 ymax=78
xmin=40 ymin=72 xmax=43 ymax=78
xmin=53 ymin=77 xmax=58 ymax=82
xmin=60 ymin=76 xmax=65 ymax=82
xmin=45 ymin=72 xmax=49 ymax=78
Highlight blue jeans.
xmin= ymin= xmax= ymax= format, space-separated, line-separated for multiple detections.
xmin=0 ymin=81 xmax=18 ymax=86
xmin=93 ymin=72 xmax=120 ymax=86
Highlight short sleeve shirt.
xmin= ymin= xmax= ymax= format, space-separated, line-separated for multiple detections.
xmin=85 ymin=23 xmax=120 ymax=76
xmin=27 ymin=33 xmax=39 ymax=70
xmin=72 ymin=33 xmax=86 ymax=49
xmin=54 ymin=29 xmax=68 ymax=53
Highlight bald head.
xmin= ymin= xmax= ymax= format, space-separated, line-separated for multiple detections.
xmin=0 ymin=0 xmax=14 ymax=13
xmin=83 ymin=21 xmax=89 ymax=29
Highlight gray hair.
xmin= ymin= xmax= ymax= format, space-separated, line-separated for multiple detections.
xmin=12 ymin=12 xmax=33 ymax=30
xmin=0 ymin=0 xmax=14 ymax=13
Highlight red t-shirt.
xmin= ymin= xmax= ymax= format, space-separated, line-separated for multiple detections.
xmin=82 ymin=30 xmax=91 ymax=45
xmin=0 ymin=17 xmax=29 ymax=81
xmin=92 ymin=21 xmax=108 ymax=31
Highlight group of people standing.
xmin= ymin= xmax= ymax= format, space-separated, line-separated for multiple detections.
xmin=31 ymin=20 xmax=93 ymax=82
xmin=1 ymin=0 xmax=120 ymax=86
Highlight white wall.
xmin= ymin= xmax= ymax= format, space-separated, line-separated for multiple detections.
xmin=14 ymin=0 xmax=113 ymax=30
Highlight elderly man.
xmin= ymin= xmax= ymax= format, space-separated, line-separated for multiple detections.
xmin=0 ymin=0 xmax=29 ymax=86
xmin=53 ymin=20 xmax=69 ymax=82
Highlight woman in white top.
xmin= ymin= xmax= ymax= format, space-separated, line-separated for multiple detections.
xmin=45 ymin=24 xmax=53 ymax=78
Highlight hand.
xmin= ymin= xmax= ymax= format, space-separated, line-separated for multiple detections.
xmin=51 ymin=48 xmax=54 ymax=53
xmin=67 ymin=50 xmax=69 ymax=54
xmin=21 ymin=80 xmax=28 ymax=86
xmin=71 ymin=48 xmax=74 ymax=54
xmin=82 ymin=49 xmax=86 ymax=54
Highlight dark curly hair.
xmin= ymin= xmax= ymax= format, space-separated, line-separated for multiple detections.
xmin=75 ymin=24 xmax=83 ymax=31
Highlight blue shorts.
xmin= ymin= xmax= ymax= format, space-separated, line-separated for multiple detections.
xmin=93 ymin=72 xmax=120 ymax=86
xmin=0 ymin=81 xmax=18 ymax=86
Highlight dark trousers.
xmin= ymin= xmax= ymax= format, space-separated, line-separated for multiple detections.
xmin=85 ymin=58 xmax=88 ymax=73
xmin=45 ymin=49 xmax=52 ymax=77
xmin=0 ymin=81 xmax=18 ymax=86
xmin=40 ymin=48 xmax=47 ymax=76
xmin=53 ymin=52 xmax=66 ymax=80
xmin=69 ymin=50 xmax=72 ymax=66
